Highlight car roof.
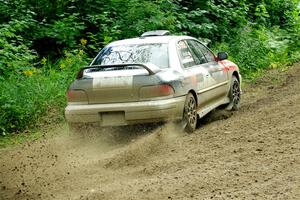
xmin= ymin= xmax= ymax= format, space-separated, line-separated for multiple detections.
xmin=107 ymin=35 xmax=195 ymax=46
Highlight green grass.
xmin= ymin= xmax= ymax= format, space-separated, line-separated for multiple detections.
xmin=0 ymin=51 xmax=88 ymax=135
xmin=0 ymin=122 xmax=70 ymax=148
xmin=0 ymin=131 xmax=43 ymax=148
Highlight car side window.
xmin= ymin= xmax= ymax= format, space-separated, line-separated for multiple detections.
xmin=187 ymin=40 xmax=207 ymax=65
xmin=177 ymin=40 xmax=196 ymax=68
xmin=192 ymin=40 xmax=215 ymax=62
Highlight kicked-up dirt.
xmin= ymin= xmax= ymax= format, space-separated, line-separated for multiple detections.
xmin=0 ymin=62 xmax=300 ymax=200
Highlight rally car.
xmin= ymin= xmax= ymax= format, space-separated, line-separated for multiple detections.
xmin=65 ymin=30 xmax=241 ymax=133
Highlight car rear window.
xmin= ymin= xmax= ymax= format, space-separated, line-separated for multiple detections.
xmin=92 ymin=43 xmax=169 ymax=69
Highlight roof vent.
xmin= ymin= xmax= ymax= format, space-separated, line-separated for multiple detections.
xmin=141 ymin=30 xmax=171 ymax=37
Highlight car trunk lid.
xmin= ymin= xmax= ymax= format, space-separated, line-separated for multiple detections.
xmin=75 ymin=64 xmax=161 ymax=104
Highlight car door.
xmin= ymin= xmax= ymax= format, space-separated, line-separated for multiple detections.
xmin=176 ymin=40 xmax=209 ymax=108
xmin=187 ymin=40 xmax=229 ymax=103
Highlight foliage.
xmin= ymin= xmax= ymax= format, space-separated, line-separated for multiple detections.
xmin=0 ymin=19 xmax=37 ymax=79
xmin=42 ymin=13 xmax=86 ymax=48
xmin=213 ymin=26 xmax=300 ymax=79
xmin=0 ymin=0 xmax=299 ymax=135
xmin=0 ymin=51 xmax=88 ymax=135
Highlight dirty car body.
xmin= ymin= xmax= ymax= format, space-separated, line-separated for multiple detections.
xmin=65 ymin=31 xmax=241 ymax=132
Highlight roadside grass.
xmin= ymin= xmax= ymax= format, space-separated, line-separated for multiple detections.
xmin=0 ymin=130 xmax=43 ymax=148
xmin=0 ymin=51 xmax=88 ymax=135
xmin=0 ymin=122 xmax=69 ymax=148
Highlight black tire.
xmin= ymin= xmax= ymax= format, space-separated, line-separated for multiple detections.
xmin=227 ymin=76 xmax=241 ymax=111
xmin=183 ymin=93 xmax=198 ymax=133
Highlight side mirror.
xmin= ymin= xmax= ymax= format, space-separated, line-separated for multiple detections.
xmin=217 ymin=52 xmax=228 ymax=61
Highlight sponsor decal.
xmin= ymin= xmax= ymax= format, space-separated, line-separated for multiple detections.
xmin=191 ymin=75 xmax=197 ymax=85
xmin=219 ymin=60 xmax=237 ymax=72
xmin=93 ymin=76 xmax=133 ymax=88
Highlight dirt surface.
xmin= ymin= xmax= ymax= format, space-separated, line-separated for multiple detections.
xmin=1 ymin=63 xmax=300 ymax=200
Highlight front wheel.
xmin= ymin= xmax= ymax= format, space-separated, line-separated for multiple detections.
xmin=226 ymin=76 xmax=241 ymax=111
xmin=183 ymin=93 xmax=198 ymax=133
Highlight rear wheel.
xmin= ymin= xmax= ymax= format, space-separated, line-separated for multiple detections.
xmin=227 ymin=76 xmax=241 ymax=111
xmin=183 ymin=93 xmax=198 ymax=133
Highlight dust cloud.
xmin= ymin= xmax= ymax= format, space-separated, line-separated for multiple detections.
xmin=0 ymin=121 xmax=186 ymax=200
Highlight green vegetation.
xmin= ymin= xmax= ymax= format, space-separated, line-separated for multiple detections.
xmin=0 ymin=50 xmax=87 ymax=135
xmin=0 ymin=0 xmax=299 ymax=136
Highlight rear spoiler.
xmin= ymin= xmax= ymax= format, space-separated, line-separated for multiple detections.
xmin=76 ymin=63 xmax=161 ymax=79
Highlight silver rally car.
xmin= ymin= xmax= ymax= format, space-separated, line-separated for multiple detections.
xmin=65 ymin=30 xmax=241 ymax=132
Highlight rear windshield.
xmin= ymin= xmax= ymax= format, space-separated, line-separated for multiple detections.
xmin=92 ymin=43 xmax=169 ymax=69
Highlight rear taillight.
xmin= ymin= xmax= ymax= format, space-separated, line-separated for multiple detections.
xmin=67 ymin=89 xmax=88 ymax=102
xmin=139 ymin=84 xmax=174 ymax=99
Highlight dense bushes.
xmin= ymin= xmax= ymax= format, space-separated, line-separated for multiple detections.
xmin=0 ymin=0 xmax=299 ymax=135
xmin=214 ymin=26 xmax=300 ymax=78
xmin=0 ymin=51 xmax=88 ymax=135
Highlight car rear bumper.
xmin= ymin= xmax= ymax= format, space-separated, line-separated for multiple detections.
xmin=65 ymin=96 xmax=186 ymax=126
